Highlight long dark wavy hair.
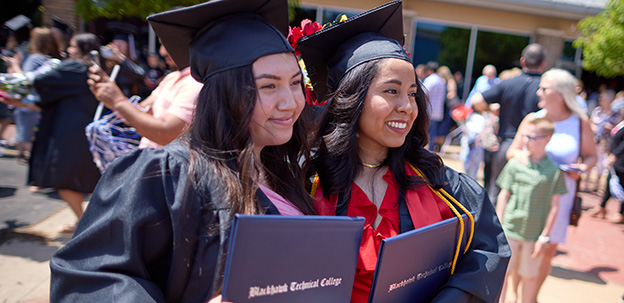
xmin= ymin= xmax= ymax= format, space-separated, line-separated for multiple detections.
xmin=309 ymin=59 xmax=446 ymax=205
xmin=72 ymin=33 xmax=100 ymax=61
xmin=184 ymin=58 xmax=316 ymax=217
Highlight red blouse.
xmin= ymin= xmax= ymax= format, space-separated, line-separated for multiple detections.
xmin=313 ymin=163 xmax=453 ymax=303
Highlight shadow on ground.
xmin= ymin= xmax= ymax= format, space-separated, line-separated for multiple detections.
xmin=550 ymin=266 xmax=610 ymax=285
xmin=0 ymin=186 xmax=17 ymax=198
xmin=2 ymin=219 xmax=29 ymax=231
xmin=0 ymin=228 xmax=47 ymax=246
xmin=27 ymin=189 xmax=62 ymax=200
xmin=0 ymin=229 xmax=62 ymax=262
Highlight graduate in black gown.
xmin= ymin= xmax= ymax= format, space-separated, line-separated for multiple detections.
xmin=29 ymin=33 xmax=102 ymax=229
xmin=50 ymin=0 xmax=316 ymax=302
xmin=298 ymin=1 xmax=510 ymax=302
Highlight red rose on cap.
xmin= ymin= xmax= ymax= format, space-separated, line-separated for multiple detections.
xmin=301 ymin=19 xmax=322 ymax=36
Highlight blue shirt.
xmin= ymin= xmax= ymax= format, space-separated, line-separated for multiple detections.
xmin=465 ymin=75 xmax=499 ymax=108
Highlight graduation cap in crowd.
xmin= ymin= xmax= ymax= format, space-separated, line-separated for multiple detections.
xmin=297 ymin=0 xmax=409 ymax=103
xmin=107 ymin=21 xmax=138 ymax=41
xmin=4 ymin=15 xmax=31 ymax=32
xmin=107 ymin=21 xmax=139 ymax=60
xmin=147 ymin=0 xmax=293 ymax=83
xmin=52 ymin=17 xmax=73 ymax=38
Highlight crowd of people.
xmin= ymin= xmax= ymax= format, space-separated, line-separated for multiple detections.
xmin=0 ymin=0 xmax=622 ymax=302
xmin=450 ymin=43 xmax=622 ymax=301
xmin=0 ymin=16 xmax=198 ymax=232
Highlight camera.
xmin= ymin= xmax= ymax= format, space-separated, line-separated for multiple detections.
xmin=100 ymin=46 xmax=115 ymax=60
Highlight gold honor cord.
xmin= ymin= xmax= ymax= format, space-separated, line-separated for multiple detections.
xmin=440 ymin=187 xmax=475 ymax=252
xmin=408 ymin=164 xmax=475 ymax=275
xmin=310 ymin=173 xmax=320 ymax=197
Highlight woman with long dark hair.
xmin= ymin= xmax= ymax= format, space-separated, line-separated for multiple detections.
xmin=26 ymin=33 xmax=102 ymax=231
xmin=299 ymin=1 xmax=510 ymax=302
xmin=50 ymin=0 xmax=315 ymax=301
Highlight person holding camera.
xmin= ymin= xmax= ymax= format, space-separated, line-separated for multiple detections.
xmin=100 ymin=37 xmax=146 ymax=98
xmin=88 ymin=42 xmax=202 ymax=149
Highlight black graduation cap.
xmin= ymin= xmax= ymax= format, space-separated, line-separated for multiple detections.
xmin=4 ymin=15 xmax=31 ymax=32
xmin=106 ymin=21 xmax=138 ymax=42
xmin=297 ymin=0 xmax=409 ymax=103
xmin=147 ymin=0 xmax=293 ymax=83
xmin=52 ymin=17 xmax=73 ymax=38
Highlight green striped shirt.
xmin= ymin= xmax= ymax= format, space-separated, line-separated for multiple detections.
xmin=496 ymin=156 xmax=567 ymax=241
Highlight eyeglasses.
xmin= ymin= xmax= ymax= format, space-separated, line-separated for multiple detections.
xmin=523 ymin=134 xmax=549 ymax=141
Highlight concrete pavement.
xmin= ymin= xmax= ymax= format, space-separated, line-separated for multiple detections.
xmin=1 ymin=138 xmax=623 ymax=302
xmin=441 ymin=148 xmax=624 ymax=303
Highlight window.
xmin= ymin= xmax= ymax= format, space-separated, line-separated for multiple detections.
xmin=413 ymin=20 xmax=530 ymax=97
xmin=413 ymin=22 xmax=470 ymax=76
xmin=321 ymin=8 xmax=359 ymax=24
xmin=561 ymin=40 xmax=577 ymax=63
xmin=290 ymin=7 xmax=317 ymax=27
xmin=289 ymin=6 xmax=359 ymax=28
xmin=472 ymin=29 xmax=529 ymax=83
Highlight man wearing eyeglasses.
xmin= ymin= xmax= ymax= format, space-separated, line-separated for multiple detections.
xmin=470 ymin=43 xmax=547 ymax=206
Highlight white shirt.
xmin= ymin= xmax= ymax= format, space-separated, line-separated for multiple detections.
xmin=422 ymin=73 xmax=446 ymax=121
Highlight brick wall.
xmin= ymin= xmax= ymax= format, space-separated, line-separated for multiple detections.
xmin=535 ymin=28 xmax=565 ymax=72
xmin=41 ymin=0 xmax=80 ymax=33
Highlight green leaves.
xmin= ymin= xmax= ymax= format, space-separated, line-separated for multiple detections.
xmin=76 ymin=0 xmax=302 ymax=22
xmin=574 ymin=0 xmax=624 ymax=78
xmin=75 ymin=0 xmax=203 ymax=21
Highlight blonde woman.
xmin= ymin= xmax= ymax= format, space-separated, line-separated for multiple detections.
xmin=506 ymin=68 xmax=597 ymax=301
xmin=437 ymin=65 xmax=459 ymax=105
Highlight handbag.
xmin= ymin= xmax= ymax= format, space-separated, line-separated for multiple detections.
xmin=609 ymin=168 xmax=624 ymax=201
xmin=569 ymin=118 xmax=583 ymax=227
xmin=85 ymin=96 xmax=143 ymax=173
xmin=569 ymin=194 xmax=582 ymax=227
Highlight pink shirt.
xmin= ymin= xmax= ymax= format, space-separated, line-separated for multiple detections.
xmin=139 ymin=67 xmax=203 ymax=149
xmin=258 ymin=184 xmax=304 ymax=216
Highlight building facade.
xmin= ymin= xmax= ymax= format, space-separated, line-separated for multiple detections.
xmin=296 ymin=0 xmax=606 ymax=98
xmin=40 ymin=0 xmax=609 ymax=96
xmin=41 ymin=0 xmax=81 ymax=33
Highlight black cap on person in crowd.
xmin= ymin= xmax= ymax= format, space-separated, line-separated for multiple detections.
xmin=297 ymin=0 xmax=409 ymax=103
xmin=52 ymin=17 xmax=73 ymax=38
xmin=147 ymin=0 xmax=293 ymax=83
xmin=106 ymin=21 xmax=138 ymax=42
xmin=4 ymin=15 xmax=31 ymax=32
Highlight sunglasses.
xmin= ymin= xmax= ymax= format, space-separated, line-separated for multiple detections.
xmin=523 ymin=134 xmax=549 ymax=141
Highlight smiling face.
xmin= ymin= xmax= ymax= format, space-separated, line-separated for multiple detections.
xmin=66 ymin=38 xmax=81 ymax=59
xmin=357 ymin=58 xmax=419 ymax=156
xmin=537 ymin=76 xmax=562 ymax=110
xmin=249 ymin=52 xmax=305 ymax=157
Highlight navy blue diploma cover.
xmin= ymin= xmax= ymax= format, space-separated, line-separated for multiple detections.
xmin=222 ymin=214 xmax=365 ymax=303
xmin=368 ymin=212 xmax=474 ymax=303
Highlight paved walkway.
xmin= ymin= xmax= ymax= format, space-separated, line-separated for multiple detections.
xmin=1 ymin=135 xmax=623 ymax=302
xmin=440 ymin=148 xmax=624 ymax=302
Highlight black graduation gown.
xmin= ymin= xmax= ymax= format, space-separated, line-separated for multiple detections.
xmin=328 ymin=167 xmax=510 ymax=303
xmin=431 ymin=168 xmax=511 ymax=302
xmin=28 ymin=59 xmax=101 ymax=192
xmin=50 ymin=142 xmax=280 ymax=302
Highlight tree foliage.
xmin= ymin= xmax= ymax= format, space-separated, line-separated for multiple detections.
xmin=574 ymin=0 xmax=624 ymax=78
xmin=76 ymin=0 xmax=300 ymax=22
xmin=75 ymin=0 xmax=204 ymax=21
